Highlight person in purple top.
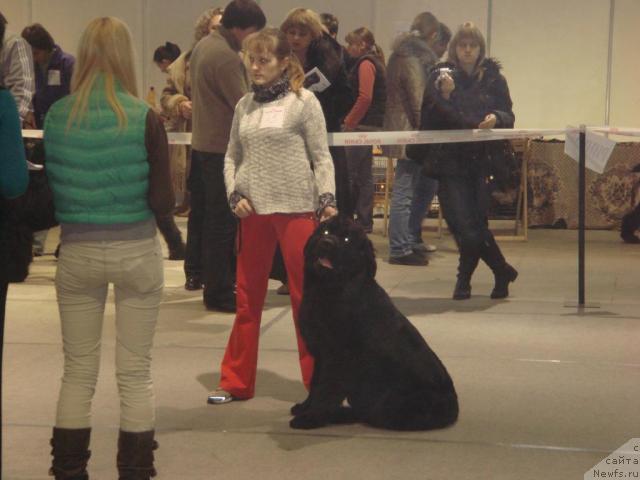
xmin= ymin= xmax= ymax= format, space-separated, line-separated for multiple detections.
xmin=21 ymin=23 xmax=74 ymax=128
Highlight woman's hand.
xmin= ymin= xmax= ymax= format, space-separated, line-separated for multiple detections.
xmin=319 ymin=206 xmax=338 ymax=222
xmin=179 ymin=100 xmax=193 ymax=120
xmin=234 ymin=198 xmax=254 ymax=218
xmin=437 ymin=72 xmax=455 ymax=99
xmin=478 ymin=113 xmax=497 ymax=129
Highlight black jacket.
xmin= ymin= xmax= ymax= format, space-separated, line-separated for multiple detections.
xmin=407 ymin=58 xmax=515 ymax=177
xmin=347 ymin=54 xmax=387 ymax=128
xmin=304 ymin=33 xmax=352 ymax=132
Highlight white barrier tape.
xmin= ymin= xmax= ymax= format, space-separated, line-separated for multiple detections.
xmin=21 ymin=129 xmax=194 ymax=144
xmin=589 ymin=127 xmax=640 ymax=138
xmin=328 ymin=128 xmax=568 ymax=147
xmin=22 ymin=127 xmax=567 ymax=146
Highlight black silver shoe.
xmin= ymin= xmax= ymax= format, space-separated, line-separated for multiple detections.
xmin=207 ymin=389 xmax=234 ymax=404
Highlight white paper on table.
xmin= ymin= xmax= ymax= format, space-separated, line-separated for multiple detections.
xmin=304 ymin=67 xmax=331 ymax=93
xmin=564 ymin=128 xmax=616 ymax=174
xmin=259 ymin=106 xmax=285 ymax=129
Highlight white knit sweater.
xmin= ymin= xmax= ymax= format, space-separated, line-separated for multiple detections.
xmin=224 ymin=88 xmax=335 ymax=215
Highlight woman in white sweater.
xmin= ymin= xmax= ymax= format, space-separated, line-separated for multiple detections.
xmin=208 ymin=28 xmax=337 ymax=404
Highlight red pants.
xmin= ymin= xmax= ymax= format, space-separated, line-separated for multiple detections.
xmin=219 ymin=213 xmax=317 ymax=399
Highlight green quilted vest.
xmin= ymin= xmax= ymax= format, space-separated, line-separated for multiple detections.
xmin=45 ymin=78 xmax=151 ymax=225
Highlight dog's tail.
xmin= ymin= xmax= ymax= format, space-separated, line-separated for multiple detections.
xmin=367 ymin=392 xmax=459 ymax=431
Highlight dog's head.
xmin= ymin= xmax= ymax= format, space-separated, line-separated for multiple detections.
xmin=304 ymin=216 xmax=377 ymax=283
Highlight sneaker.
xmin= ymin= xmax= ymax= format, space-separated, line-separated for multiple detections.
xmin=207 ymin=389 xmax=234 ymax=404
xmin=389 ymin=252 xmax=428 ymax=266
xmin=412 ymin=243 xmax=437 ymax=254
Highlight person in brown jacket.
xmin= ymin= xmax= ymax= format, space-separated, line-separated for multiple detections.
xmin=161 ymin=7 xmax=224 ymax=288
xmin=187 ymin=0 xmax=265 ymax=312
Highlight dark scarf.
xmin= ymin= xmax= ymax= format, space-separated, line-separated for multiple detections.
xmin=251 ymin=74 xmax=291 ymax=103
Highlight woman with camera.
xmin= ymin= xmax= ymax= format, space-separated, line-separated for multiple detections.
xmin=408 ymin=22 xmax=517 ymax=300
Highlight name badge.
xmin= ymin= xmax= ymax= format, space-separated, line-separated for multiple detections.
xmin=259 ymin=106 xmax=285 ymax=129
xmin=48 ymin=70 xmax=61 ymax=86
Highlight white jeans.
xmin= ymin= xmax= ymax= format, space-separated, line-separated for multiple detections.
xmin=54 ymin=236 xmax=163 ymax=432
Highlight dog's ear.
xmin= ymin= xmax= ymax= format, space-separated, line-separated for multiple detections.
xmin=362 ymin=236 xmax=377 ymax=278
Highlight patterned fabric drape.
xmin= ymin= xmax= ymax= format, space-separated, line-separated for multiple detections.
xmin=527 ymin=140 xmax=640 ymax=229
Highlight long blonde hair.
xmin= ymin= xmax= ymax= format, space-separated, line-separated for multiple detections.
xmin=280 ymin=8 xmax=324 ymax=41
xmin=243 ymin=28 xmax=305 ymax=93
xmin=67 ymin=17 xmax=138 ymax=130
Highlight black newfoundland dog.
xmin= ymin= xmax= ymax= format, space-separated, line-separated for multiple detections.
xmin=290 ymin=217 xmax=459 ymax=431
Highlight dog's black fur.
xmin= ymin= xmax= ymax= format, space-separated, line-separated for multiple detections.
xmin=290 ymin=216 xmax=459 ymax=430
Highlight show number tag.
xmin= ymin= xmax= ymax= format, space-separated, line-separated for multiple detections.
xmin=48 ymin=70 xmax=61 ymax=86
xmin=259 ymin=106 xmax=285 ymax=129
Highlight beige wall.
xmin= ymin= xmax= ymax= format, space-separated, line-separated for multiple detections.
xmin=1 ymin=0 xmax=637 ymax=130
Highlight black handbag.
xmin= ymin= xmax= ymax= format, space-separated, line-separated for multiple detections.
xmin=18 ymin=168 xmax=58 ymax=232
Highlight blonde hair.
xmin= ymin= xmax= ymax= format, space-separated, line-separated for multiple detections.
xmin=243 ymin=28 xmax=305 ymax=93
xmin=280 ymin=8 xmax=324 ymax=41
xmin=194 ymin=7 xmax=224 ymax=43
xmin=345 ymin=27 xmax=385 ymax=65
xmin=67 ymin=17 xmax=137 ymax=130
xmin=448 ymin=22 xmax=486 ymax=72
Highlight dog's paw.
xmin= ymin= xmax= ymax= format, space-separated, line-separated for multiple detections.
xmin=290 ymin=402 xmax=308 ymax=416
xmin=289 ymin=413 xmax=327 ymax=430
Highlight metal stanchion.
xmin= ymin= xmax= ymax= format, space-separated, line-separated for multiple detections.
xmin=566 ymin=125 xmax=599 ymax=309
xmin=578 ymin=125 xmax=586 ymax=306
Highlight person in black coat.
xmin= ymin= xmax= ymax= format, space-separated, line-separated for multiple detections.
xmin=407 ymin=22 xmax=517 ymax=300
xmin=281 ymin=8 xmax=352 ymax=211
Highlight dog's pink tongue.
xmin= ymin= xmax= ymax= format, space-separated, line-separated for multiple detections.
xmin=318 ymin=258 xmax=333 ymax=269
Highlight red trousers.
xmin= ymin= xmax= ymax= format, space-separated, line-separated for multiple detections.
xmin=219 ymin=213 xmax=317 ymax=399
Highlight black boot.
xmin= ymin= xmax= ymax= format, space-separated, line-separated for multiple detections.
xmin=479 ymin=235 xmax=517 ymax=299
xmin=452 ymin=249 xmax=479 ymax=300
xmin=117 ymin=430 xmax=158 ymax=480
xmin=452 ymin=275 xmax=471 ymax=300
xmin=49 ymin=427 xmax=91 ymax=480
xmin=490 ymin=264 xmax=518 ymax=299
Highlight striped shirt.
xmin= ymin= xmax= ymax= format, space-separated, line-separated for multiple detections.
xmin=0 ymin=31 xmax=35 ymax=120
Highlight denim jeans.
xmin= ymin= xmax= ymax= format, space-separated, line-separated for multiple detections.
xmin=438 ymin=175 xmax=506 ymax=277
xmin=346 ymin=145 xmax=374 ymax=232
xmin=186 ymin=151 xmax=237 ymax=302
xmin=389 ymin=159 xmax=438 ymax=257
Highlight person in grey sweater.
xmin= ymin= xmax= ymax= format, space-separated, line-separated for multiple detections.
xmin=208 ymin=28 xmax=337 ymax=404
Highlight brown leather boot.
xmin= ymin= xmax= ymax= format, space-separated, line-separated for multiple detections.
xmin=117 ymin=430 xmax=158 ymax=480
xmin=49 ymin=427 xmax=91 ymax=480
